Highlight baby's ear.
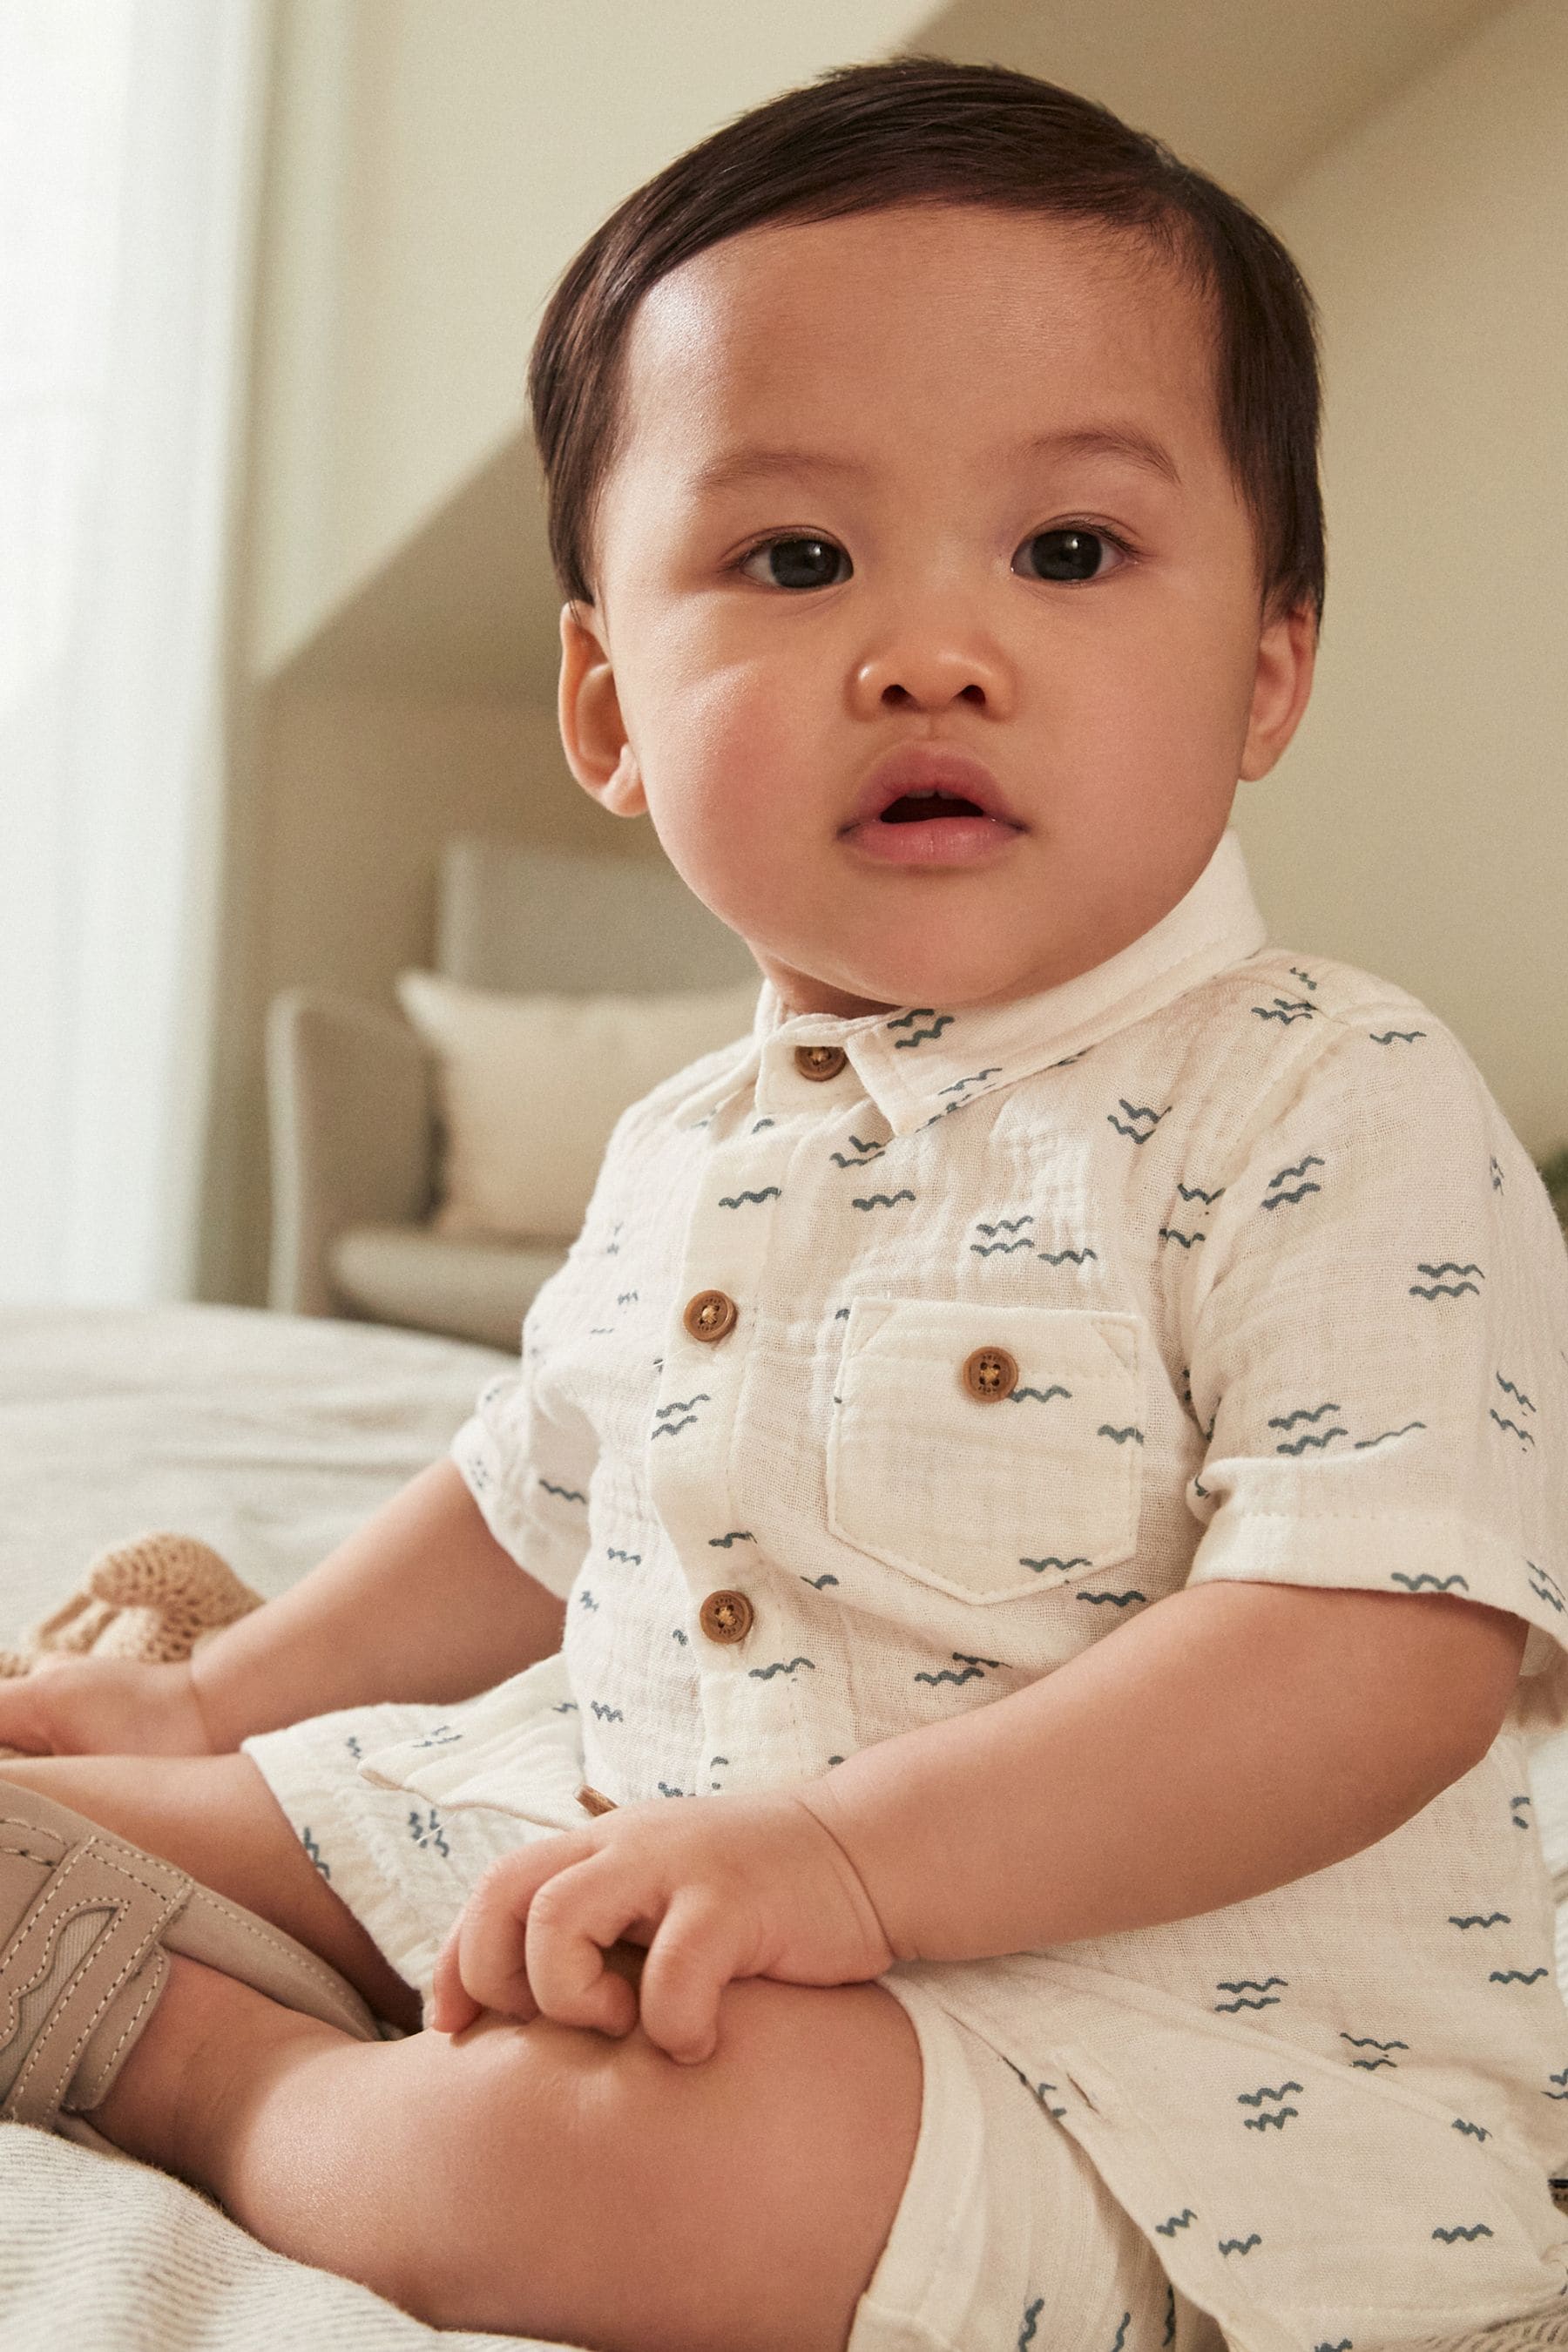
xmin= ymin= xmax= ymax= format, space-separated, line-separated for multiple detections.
xmin=558 ymin=601 xmax=647 ymax=819
xmin=1238 ymin=598 xmax=1317 ymax=782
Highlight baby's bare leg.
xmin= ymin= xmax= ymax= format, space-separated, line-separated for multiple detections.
xmin=2 ymin=1757 xmax=923 ymax=2345
xmin=0 ymin=1755 xmax=420 ymax=2030
xmin=90 ymin=1953 xmax=921 ymax=2352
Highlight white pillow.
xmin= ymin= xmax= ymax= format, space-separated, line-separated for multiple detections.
xmin=396 ymin=970 xmax=760 ymax=1242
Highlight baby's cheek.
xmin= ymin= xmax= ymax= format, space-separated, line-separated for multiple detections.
xmin=652 ymin=715 xmax=818 ymax=882
xmin=700 ymin=684 xmax=807 ymax=801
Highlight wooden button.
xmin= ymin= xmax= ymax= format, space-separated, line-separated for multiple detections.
xmin=683 ymin=1290 xmax=738 ymax=1342
xmin=962 ymin=1345 xmax=1018 ymax=1401
xmin=699 ymin=1589 xmax=754 ymax=1643
xmin=577 ymin=1785 xmax=618 ymax=1816
xmin=794 ymin=1044 xmax=847 ymax=1082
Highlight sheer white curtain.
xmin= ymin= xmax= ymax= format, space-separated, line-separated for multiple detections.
xmin=0 ymin=0 xmax=266 ymax=1303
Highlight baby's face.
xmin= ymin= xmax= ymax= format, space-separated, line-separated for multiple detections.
xmin=559 ymin=202 xmax=1315 ymax=1017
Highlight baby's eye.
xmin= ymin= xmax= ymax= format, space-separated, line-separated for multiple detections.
xmin=735 ymin=536 xmax=851 ymax=591
xmin=1012 ymin=527 xmax=1128 ymax=585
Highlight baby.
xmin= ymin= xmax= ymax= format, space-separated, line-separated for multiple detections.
xmin=3 ymin=54 xmax=1568 ymax=2352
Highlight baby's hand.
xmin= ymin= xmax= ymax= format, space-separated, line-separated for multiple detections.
xmin=426 ymin=1787 xmax=894 ymax=2064
xmin=0 ymin=1657 xmax=217 ymax=1756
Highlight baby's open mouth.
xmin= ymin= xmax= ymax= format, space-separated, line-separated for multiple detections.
xmin=878 ymin=793 xmax=983 ymax=822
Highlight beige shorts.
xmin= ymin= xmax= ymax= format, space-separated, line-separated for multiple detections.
xmin=241 ymin=1700 xmax=584 ymax=2010
xmin=245 ymin=1701 xmax=1224 ymax=2349
xmin=852 ymin=1974 xmax=1226 ymax=2352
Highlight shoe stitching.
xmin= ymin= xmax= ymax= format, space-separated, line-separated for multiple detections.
xmin=64 ymin=1958 xmax=166 ymax=2114
xmin=13 ymin=1818 xmax=340 ymax=1994
xmin=25 ymin=1869 xmax=372 ymax=2112
xmin=0 ymin=1845 xmax=148 ymax=2048
xmin=172 ymin=1886 xmax=368 ymax=2015
xmin=97 ymin=1826 xmax=350 ymax=1997
xmin=9 ymin=1928 xmax=152 ymax=2116
xmin=8 ymin=1845 xmax=179 ymax=2112
xmin=23 ymin=1825 xmax=374 ymax=2031
xmin=4 ymin=1820 xmax=371 ymax=2057
xmin=20 ymin=1909 xmax=174 ymax=2115
xmin=0 ymin=1834 xmax=69 ymax=1866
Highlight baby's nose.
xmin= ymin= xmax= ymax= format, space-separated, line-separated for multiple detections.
xmin=850 ymin=629 xmax=1010 ymax=716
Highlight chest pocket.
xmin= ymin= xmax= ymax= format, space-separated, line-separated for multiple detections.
xmin=827 ymin=1298 xmax=1143 ymax=1605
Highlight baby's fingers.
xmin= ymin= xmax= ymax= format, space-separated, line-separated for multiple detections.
xmin=429 ymin=1835 xmax=590 ymax=2031
xmin=443 ymin=1873 xmax=547 ymax=2028
xmin=524 ymin=1862 xmax=642 ymax=2039
xmin=637 ymin=1890 xmax=741 ymax=2065
xmin=427 ymin=1926 xmax=483 ymax=2035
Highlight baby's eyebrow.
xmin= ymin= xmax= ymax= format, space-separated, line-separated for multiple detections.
xmin=1032 ymin=425 xmax=1182 ymax=488
xmin=692 ymin=424 xmax=1181 ymax=497
xmin=693 ymin=446 xmax=862 ymax=497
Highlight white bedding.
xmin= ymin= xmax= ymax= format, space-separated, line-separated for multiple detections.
xmin=0 ymin=1303 xmax=572 ymax=2351
xmin=1 ymin=1301 xmax=1565 ymax=2352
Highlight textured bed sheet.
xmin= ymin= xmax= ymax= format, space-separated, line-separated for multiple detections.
xmin=0 ymin=1303 xmax=571 ymax=2351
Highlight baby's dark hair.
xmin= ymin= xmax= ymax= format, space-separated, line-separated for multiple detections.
xmin=528 ymin=55 xmax=1326 ymax=631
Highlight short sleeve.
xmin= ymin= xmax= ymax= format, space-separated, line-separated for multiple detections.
xmin=1181 ymin=1010 xmax=1568 ymax=1738
xmin=448 ymin=1093 xmax=651 ymax=1600
xmin=450 ymin=1271 xmax=598 ymax=1602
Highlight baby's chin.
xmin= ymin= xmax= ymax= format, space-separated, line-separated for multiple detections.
xmin=760 ymin=936 xmax=1083 ymax=1019
xmin=774 ymin=981 xmax=900 ymax=1021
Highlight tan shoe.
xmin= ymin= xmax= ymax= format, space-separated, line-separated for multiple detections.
xmin=0 ymin=1783 xmax=382 ymax=2135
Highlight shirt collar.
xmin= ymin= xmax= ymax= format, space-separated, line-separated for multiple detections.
xmin=670 ymin=825 xmax=1268 ymax=1137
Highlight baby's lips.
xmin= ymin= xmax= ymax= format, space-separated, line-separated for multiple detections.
xmin=844 ymin=743 xmax=1024 ymax=830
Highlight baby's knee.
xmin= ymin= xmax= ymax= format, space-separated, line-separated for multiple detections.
xmin=351 ymin=2012 xmax=607 ymax=2335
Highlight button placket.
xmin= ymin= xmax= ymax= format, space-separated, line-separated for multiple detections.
xmin=647 ymin=1109 xmax=813 ymax=1790
xmin=684 ymin=1290 xmax=738 ymax=1342
xmin=699 ymin=1588 xmax=754 ymax=1643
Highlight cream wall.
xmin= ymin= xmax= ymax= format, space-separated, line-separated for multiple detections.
xmin=1233 ymin=0 xmax=1567 ymax=1157
xmin=247 ymin=0 xmax=936 ymax=677
xmin=253 ymin=694 xmax=657 ymax=1010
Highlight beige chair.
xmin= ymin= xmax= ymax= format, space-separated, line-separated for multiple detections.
xmin=267 ymin=838 xmax=759 ymax=1350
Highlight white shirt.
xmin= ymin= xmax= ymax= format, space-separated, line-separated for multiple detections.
xmin=364 ymin=828 xmax=1568 ymax=2338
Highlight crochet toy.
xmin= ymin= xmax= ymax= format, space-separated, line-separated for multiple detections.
xmin=0 ymin=1533 xmax=264 ymax=1756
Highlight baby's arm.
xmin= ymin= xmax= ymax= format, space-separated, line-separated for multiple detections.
xmin=0 ymin=1459 xmax=565 ymax=1757
xmin=800 ymin=1579 xmax=1529 ymax=1963
xmin=425 ymin=1576 xmax=1529 ymax=2065
xmin=188 ymin=1457 xmax=566 ymax=1748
